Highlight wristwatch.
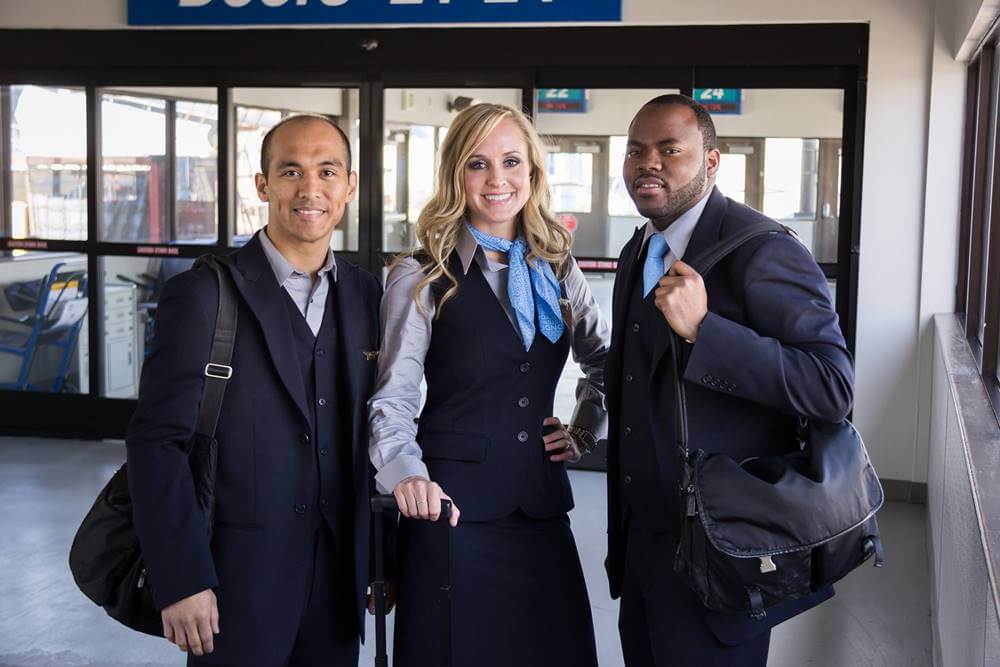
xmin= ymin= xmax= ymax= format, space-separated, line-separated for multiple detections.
xmin=565 ymin=424 xmax=598 ymax=455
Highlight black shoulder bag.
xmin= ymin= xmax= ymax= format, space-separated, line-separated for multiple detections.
xmin=671 ymin=223 xmax=885 ymax=621
xmin=68 ymin=255 xmax=238 ymax=636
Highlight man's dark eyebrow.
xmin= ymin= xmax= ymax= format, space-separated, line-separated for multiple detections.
xmin=275 ymin=158 xmax=346 ymax=170
xmin=627 ymin=138 xmax=682 ymax=146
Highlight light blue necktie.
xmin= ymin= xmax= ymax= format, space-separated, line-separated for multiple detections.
xmin=466 ymin=223 xmax=564 ymax=351
xmin=643 ymin=233 xmax=670 ymax=297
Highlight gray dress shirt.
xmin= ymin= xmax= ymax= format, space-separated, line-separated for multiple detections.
xmin=368 ymin=224 xmax=611 ymax=494
xmin=258 ymin=227 xmax=337 ymax=336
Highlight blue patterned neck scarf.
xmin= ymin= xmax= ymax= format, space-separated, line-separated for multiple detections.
xmin=466 ymin=223 xmax=564 ymax=351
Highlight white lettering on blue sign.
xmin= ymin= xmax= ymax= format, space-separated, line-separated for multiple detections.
xmin=133 ymin=0 xmax=620 ymax=25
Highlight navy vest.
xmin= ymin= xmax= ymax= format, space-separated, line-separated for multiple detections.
xmin=417 ymin=253 xmax=573 ymax=522
xmin=282 ymin=284 xmax=352 ymax=540
xmin=617 ymin=247 xmax=678 ymax=533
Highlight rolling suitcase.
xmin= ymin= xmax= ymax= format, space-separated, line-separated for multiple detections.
xmin=370 ymin=494 xmax=453 ymax=667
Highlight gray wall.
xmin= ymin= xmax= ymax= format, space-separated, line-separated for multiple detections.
xmin=927 ymin=314 xmax=1000 ymax=666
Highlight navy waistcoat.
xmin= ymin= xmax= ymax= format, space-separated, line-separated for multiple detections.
xmin=417 ymin=253 xmax=573 ymax=522
xmin=282 ymin=284 xmax=353 ymax=539
xmin=617 ymin=251 xmax=678 ymax=533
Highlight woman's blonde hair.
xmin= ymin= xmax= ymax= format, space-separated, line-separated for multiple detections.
xmin=402 ymin=103 xmax=572 ymax=312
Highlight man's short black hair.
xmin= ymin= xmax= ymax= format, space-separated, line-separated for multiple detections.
xmin=640 ymin=94 xmax=718 ymax=152
xmin=259 ymin=114 xmax=353 ymax=176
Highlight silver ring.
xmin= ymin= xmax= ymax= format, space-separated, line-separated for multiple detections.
xmin=416 ymin=500 xmax=426 ymax=505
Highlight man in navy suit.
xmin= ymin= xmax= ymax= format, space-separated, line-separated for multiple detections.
xmin=126 ymin=115 xmax=383 ymax=666
xmin=606 ymin=95 xmax=854 ymax=665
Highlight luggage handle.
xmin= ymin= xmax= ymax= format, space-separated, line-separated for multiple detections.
xmin=370 ymin=494 xmax=453 ymax=667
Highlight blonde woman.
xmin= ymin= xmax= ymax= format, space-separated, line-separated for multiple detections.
xmin=368 ymin=103 xmax=608 ymax=666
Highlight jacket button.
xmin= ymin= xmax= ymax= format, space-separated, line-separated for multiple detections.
xmin=298 ymin=433 xmax=310 ymax=445
xmin=624 ymin=475 xmax=632 ymax=484
xmin=517 ymin=431 xmax=529 ymax=442
xmin=518 ymin=397 xmax=530 ymax=408
xmin=702 ymin=375 xmax=712 ymax=384
xmin=519 ymin=362 xmax=531 ymax=373
xmin=625 ymin=374 xmax=633 ymax=383
xmin=320 ymin=448 xmax=328 ymax=456
xmin=632 ymin=323 xmax=640 ymax=333
xmin=624 ymin=426 xmax=632 ymax=436
xmin=294 ymin=504 xmax=307 ymax=515
xmin=318 ymin=398 xmax=327 ymax=406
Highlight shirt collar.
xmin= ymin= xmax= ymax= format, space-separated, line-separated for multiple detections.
xmin=456 ymin=222 xmax=495 ymax=275
xmin=640 ymin=187 xmax=713 ymax=260
xmin=259 ymin=227 xmax=337 ymax=285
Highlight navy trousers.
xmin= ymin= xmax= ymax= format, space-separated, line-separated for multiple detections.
xmin=189 ymin=525 xmax=358 ymax=667
xmin=619 ymin=520 xmax=770 ymax=667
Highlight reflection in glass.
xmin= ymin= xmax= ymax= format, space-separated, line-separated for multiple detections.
xmin=0 ymin=253 xmax=88 ymax=392
xmin=232 ymin=88 xmax=361 ymax=251
xmin=10 ymin=86 xmax=88 ymax=240
xmin=102 ymin=255 xmax=195 ymax=397
xmin=175 ymin=101 xmax=219 ymax=243
xmin=101 ymin=93 xmax=169 ymax=242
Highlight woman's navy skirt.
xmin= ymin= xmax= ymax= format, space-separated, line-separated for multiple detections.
xmin=393 ymin=511 xmax=598 ymax=667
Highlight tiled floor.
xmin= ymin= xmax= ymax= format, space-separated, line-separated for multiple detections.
xmin=0 ymin=437 xmax=932 ymax=666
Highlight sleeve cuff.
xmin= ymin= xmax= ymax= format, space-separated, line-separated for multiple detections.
xmin=571 ymin=398 xmax=608 ymax=442
xmin=375 ymin=455 xmax=430 ymax=494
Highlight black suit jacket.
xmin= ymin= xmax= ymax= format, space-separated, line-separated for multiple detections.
xmin=126 ymin=232 xmax=382 ymax=643
xmin=605 ymin=187 xmax=853 ymax=644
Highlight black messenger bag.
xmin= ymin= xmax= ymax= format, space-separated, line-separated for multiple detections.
xmin=671 ymin=223 xmax=885 ymax=621
xmin=68 ymin=255 xmax=237 ymax=636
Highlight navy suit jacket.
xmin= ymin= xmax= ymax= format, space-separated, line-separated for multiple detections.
xmin=126 ymin=233 xmax=382 ymax=641
xmin=605 ymin=187 xmax=853 ymax=644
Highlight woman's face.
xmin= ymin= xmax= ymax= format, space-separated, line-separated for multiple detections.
xmin=462 ymin=118 xmax=532 ymax=239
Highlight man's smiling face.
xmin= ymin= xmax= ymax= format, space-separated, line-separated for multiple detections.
xmin=255 ymin=117 xmax=357 ymax=248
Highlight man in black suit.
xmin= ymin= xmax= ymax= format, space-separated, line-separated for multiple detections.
xmin=127 ymin=115 xmax=382 ymax=666
xmin=605 ymin=95 xmax=854 ymax=665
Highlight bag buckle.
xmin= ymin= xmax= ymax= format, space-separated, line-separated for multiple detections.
xmin=204 ymin=363 xmax=233 ymax=380
xmin=758 ymin=555 xmax=777 ymax=573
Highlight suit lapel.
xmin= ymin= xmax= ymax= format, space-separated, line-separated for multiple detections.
xmin=649 ymin=187 xmax=729 ymax=375
xmin=230 ymin=234 xmax=313 ymax=429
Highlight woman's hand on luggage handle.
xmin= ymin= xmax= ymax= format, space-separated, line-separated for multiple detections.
xmin=394 ymin=476 xmax=460 ymax=526
xmin=161 ymin=588 xmax=219 ymax=656
xmin=543 ymin=417 xmax=582 ymax=463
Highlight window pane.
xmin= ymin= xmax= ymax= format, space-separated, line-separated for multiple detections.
xmin=381 ymin=88 xmax=523 ymax=253
xmin=176 ymin=100 xmax=219 ymax=243
xmin=0 ymin=252 xmax=88 ymax=392
xmin=101 ymin=255 xmax=195 ymax=398
xmin=763 ymin=138 xmax=819 ymax=220
xmin=101 ymin=92 xmax=169 ymax=242
xmin=10 ymin=86 xmax=88 ymax=240
xmin=547 ymin=151 xmax=594 ymax=213
xmin=233 ymin=88 xmax=360 ymax=251
xmin=553 ymin=272 xmax=614 ymax=420
xmin=717 ymin=153 xmax=747 ymax=205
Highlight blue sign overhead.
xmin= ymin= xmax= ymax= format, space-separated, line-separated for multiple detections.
xmin=693 ymin=88 xmax=742 ymax=115
xmin=537 ymin=89 xmax=587 ymax=113
xmin=128 ymin=1 xmax=622 ymax=26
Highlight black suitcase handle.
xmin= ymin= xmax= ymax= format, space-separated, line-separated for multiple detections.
xmin=370 ymin=494 xmax=453 ymax=667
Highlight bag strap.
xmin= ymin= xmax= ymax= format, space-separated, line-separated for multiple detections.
xmin=192 ymin=254 xmax=239 ymax=440
xmin=670 ymin=221 xmax=787 ymax=463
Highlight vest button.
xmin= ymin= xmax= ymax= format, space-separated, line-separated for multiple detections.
xmin=624 ymin=475 xmax=633 ymax=484
xmin=624 ymin=426 xmax=632 ymax=436
xmin=318 ymin=398 xmax=327 ymax=406
xmin=299 ymin=433 xmax=310 ymax=445
xmin=316 ymin=348 xmax=325 ymax=358
xmin=632 ymin=323 xmax=640 ymax=333
xmin=517 ymin=431 xmax=529 ymax=442
xmin=519 ymin=362 xmax=531 ymax=373
xmin=320 ymin=448 xmax=329 ymax=456
xmin=294 ymin=504 xmax=307 ymax=515
xmin=518 ymin=397 xmax=530 ymax=408
xmin=625 ymin=374 xmax=633 ymax=383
